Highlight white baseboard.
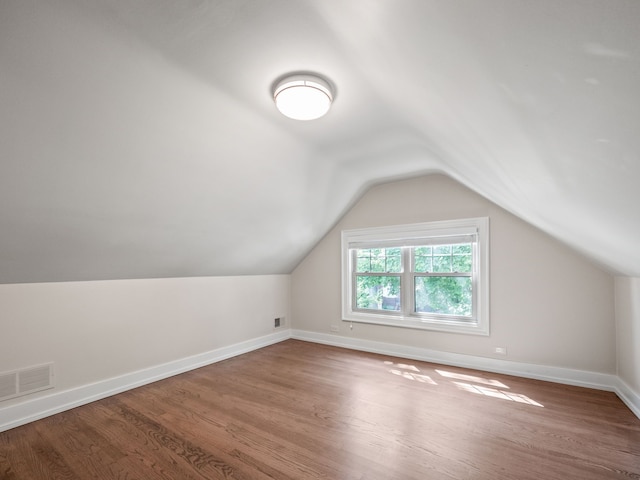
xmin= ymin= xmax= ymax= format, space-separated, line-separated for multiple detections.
xmin=0 ymin=329 xmax=291 ymax=433
xmin=291 ymin=329 xmax=640 ymax=420
xmin=615 ymin=377 xmax=640 ymax=419
xmin=3 ymin=328 xmax=639 ymax=432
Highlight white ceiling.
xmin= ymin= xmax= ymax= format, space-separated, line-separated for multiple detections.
xmin=1 ymin=0 xmax=639 ymax=283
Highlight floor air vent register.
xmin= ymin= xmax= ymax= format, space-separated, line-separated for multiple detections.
xmin=0 ymin=363 xmax=54 ymax=402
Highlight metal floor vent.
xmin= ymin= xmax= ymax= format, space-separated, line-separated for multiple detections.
xmin=0 ymin=363 xmax=54 ymax=402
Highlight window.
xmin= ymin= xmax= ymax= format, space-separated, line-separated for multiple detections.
xmin=341 ymin=217 xmax=489 ymax=335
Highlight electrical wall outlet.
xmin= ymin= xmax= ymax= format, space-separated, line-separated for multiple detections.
xmin=274 ymin=317 xmax=282 ymax=328
xmin=494 ymin=346 xmax=507 ymax=355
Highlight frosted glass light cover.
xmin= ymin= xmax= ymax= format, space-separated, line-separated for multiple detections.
xmin=273 ymin=75 xmax=333 ymax=121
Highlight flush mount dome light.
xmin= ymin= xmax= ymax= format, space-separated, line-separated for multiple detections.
xmin=273 ymin=74 xmax=333 ymax=121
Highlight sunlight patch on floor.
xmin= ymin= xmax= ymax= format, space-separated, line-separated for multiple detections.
xmin=435 ymin=369 xmax=509 ymax=388
xmin=389 ymin=369 xmax=438 ymax=384
xmin=383 ymin=362 xmax=543 ymax=407
xmin=454 ymin=382 xmax=544 ymax=407
xmin=384 ymin=361 xmax=437 ymax=384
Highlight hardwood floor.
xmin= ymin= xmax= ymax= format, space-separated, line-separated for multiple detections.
xmin=1 ymin=339 xmax=639 ymax=479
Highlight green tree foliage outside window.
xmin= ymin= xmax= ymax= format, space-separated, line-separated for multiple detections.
xmin=414 ymin=276 xmax=472 ymax=316
xmin=356 ymin=275 xmax=400 ymax=310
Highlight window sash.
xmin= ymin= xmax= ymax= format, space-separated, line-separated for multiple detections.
xmin=411 ymin=273 xmax=475 ymax=320
xmin=354 ymin=247 xmax=403 ymax=273
xmin=411 ymin=242 xmax=473 ymax=274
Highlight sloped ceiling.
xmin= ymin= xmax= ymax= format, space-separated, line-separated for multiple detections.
xmin=1 ymin=0 xmax=639 ymax=283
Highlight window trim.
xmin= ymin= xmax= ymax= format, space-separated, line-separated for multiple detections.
xmin=341 ymin=217 xmax=490 ymax=335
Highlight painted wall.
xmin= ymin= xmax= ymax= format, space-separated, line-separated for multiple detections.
xmin=0 ymin=275 xmax=290 ymax=408
xmin=615 ymin=277 xmax=640 ymax=393
xmin=291 ymin=174 xmax=616 ymax=373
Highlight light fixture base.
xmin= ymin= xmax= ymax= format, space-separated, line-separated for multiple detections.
xmin=273 ymin=73 xmax=334 ymax=121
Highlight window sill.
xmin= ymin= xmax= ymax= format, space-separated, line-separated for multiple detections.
xmin=343 ymin=312 xmax=489 ymax=336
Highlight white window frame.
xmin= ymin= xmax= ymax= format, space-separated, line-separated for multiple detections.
xmin=341 ymin=217 xmax=490 ymax=335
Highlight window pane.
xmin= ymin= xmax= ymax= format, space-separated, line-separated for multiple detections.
xmin=452 ymin=244 xmax=471 ymax=255
xmin=414 ymin=276 xmax=472 ymax=316
xmin=415 ymin=246 xmax=432 ymax=256
xmin=357 ymin=257 xmax=370 ymax=272
xmin=434 ymin=245 xmax=451 ymax=255
xmin=432 ymin=255 xmax=452 ymax=273
xmin=452 ymin=253 xmax=472 ymax=273
xmin=356 ymin=249 xmax=372 ymax=272
xmin=355 ymin=248 xmax=401 ymax=273
xmin=356 ymin=275 xmax=401 ymax=311
xmin=414 ymin=255 xmax=432 ymax=273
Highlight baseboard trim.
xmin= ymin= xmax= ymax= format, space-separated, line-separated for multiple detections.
xmin=615 ymin=377 xmax=640 ymax=419
xmin=0 ymin=329 xmax=291 ymax=433
xmin=291 ymin=330 xmax=640 ymax=420
xmin=3 ymin=328 xmax=639 ymax=431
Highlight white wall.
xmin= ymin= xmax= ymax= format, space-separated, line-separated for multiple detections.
xmin=0 ymin=275 xmax=290 ymax=409
xmin=292 ymin=174 xmax=616 ymax=373
xmin=615 ymin=277 xmax=640 ymax=394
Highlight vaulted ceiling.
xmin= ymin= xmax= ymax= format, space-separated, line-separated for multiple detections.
xmin=1 ymin=0 xmax=639 ymax=284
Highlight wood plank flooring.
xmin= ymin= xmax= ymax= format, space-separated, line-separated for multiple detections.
xmin=1 ymin=339 xmax=639 ymax=479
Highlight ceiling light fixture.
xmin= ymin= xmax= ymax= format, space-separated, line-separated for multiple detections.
xmin=273 ymin=73 xmax=333 ymax=121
